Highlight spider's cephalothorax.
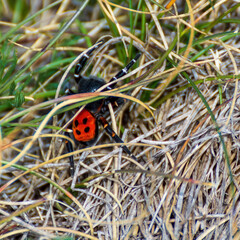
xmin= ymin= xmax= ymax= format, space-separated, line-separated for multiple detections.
xmin=66 ymin=40 xmax=141 ymax=176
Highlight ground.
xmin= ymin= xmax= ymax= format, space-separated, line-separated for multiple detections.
xmin=0 ymin=0 xmax=240 ymax=239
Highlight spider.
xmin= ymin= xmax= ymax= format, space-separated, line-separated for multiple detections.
xmin=65 ymin=40 xmax=141 ymax=176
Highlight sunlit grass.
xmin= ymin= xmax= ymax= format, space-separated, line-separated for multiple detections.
xmin=0 ymin=0 xmax=240 ymax=239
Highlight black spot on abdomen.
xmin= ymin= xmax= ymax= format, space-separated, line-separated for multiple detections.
xmin=75 ymin=120 xmax=79 ymax=127
xmin=84 ymin=127 xmax=90 ymax=133
xmin=83 ymin=118 xmax=88 ymax=124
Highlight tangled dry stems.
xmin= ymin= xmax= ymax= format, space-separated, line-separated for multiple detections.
xmin=1 ymin=0 xmax=240 ymax=239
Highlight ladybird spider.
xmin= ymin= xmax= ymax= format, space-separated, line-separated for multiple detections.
xmin=65 ymin=40 xmax=141 ymax=176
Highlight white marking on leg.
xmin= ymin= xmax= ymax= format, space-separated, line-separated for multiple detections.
xmin=122 ymin=68 xmax=127 ymax=73
xmin=83 ymin=53 xmax=90 ymax=58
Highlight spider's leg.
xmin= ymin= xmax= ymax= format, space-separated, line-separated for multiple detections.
xmin=97 ymin=115 xmax=137 ymax=161
xmin=63 ymin=87 xmax=76 ymax=176
xmin=74 ymin=40 xmax=104 ymax=79
xmin=101 ymin=52 xmax=141 ymax=110
xmin=65 ymin=131 xmax=75 ymax=176
xmin=108 ymin=52 xmax=141 ymax=88
xmin=65 ymin=88 xmax=75 ymax=95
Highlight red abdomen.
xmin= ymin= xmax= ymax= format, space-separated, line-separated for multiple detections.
xmin=72 ymin=109 xmax=98 ymax=142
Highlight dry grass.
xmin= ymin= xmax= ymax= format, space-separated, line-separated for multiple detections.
xmin=0 ymin=0 xmax=240 ymax=239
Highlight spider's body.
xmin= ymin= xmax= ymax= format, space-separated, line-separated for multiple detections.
xmin=66 ymin=40 xmax=141 ymax=175
xmin=76 ymin=75 xmax=113 ymax=112
xmin=72 ymin=108 xmax=98 ymax=144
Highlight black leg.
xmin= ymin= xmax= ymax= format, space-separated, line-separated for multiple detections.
xmin=97 ymin=115 xmax=137 ymax=161
xmin=74 ymin=40 xmax=104 ymax=79
xmin=100 ymin=52 xmax=141 ymax=110
xmin=65 ymin=88 xmax=75 ymax=95
xmin=108 ymin=52 xmax=141 ymax=87
xmin=65 ymin=131 xmax=75 ymax=176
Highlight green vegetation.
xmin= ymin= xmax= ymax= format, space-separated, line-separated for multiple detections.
xmin=0 ymin=0 xmax=239 ymax=239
